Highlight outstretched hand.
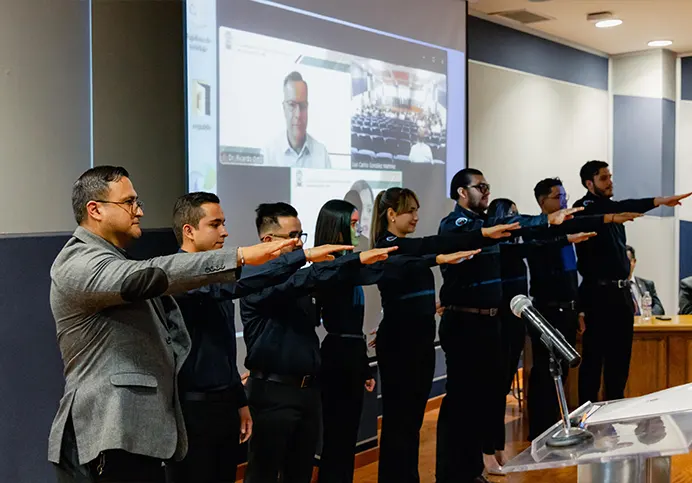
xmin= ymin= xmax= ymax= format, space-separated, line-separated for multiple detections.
xmin=548 ymin=207 xmax=584 ymax=226
xmin=436 ymin=249 xmax=481 ymax=265
xmin=359 ymin=246 xmax=398 ymax=264
xmin=305 ymin=244 xmax=354 ymax=263
xmin=567 ymin=232 xmax=597 ymax=244
xmin=655 ymin=192 xmax=692 ymax=207
xmin=481 ymin=223 xmax=521 ymax=239
xmin=240 ymin=239 xmax=298 ymax=266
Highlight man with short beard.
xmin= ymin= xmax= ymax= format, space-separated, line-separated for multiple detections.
xmin=574 ymin=160 xmax=690 ymax=406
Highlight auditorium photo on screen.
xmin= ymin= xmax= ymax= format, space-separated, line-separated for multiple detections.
xmin=217 ymin=28 xmax=448 ymax=171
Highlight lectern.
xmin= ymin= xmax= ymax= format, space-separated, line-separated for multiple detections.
xmin=504 ymin=386 xmax=692 ymax=483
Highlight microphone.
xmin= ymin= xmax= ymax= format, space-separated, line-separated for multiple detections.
xmin=510 ymin=295 xmax=581 ymax=368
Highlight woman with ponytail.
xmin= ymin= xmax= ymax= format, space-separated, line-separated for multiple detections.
xmin=370 ymin=187 xmax=520 ymax=483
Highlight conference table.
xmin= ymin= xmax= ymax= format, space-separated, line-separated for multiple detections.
xmin=522 ymin=315 xmax=692 ymax=413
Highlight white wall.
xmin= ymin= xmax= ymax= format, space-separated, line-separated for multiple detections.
xmin=468 ymin=60 xmax=609 ymax=214
xmin=0 ymin=0 xmax=92 ymax=234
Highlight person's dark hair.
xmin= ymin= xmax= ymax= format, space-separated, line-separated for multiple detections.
xmin=343 ymin=189 xmax=362 ymax=213
xmin=580 ymin=160 xmax=609 ymax=188
xmin=284 ymin=71 xmax=307 ymax=91
xmin=72 ymin=165 xmax=130 ymax=224
xmin=370 ymin=187 xmax=420 ymax=247
xmin=534 ymin=178 xmax=563 ymax=202
xmin=315 ymin=200 xmax=356 ymax=249
xmin=487 ymin=198 xmax=517 ymax=219
xmin=255 ymin=202 xmax=298 ymax=236
xmin=450 ymin=168 xmax=483 ymax=200
xmin=626 ymin=245 xmax=636 ymax=259
xmin=172 ymin=192 xmax=221 ymax=246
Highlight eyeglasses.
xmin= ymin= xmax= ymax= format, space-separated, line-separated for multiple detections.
xmin=284 ymin=101 xmax=309 ymax=112
xmin=268 ymin=231 xmax=308 ymax=243
xmin=94 ymin=198 xmax=144 ymax=215
xmin=465 ymin=183 xmax=491 ymax=194
xmin=547 ymin=193 xmax=570 ymax=202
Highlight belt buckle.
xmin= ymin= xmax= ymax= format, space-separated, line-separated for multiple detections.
xmin=300 ymin=376 xmax=310 ymax=388
xmin=489 ymin=308 xmax=498 ymax=317
xmin=570 ymin=301 xmax=576 ymax=311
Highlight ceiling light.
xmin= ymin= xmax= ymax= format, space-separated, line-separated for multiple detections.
xmin=648 ymin=40 xmax=673 ymax=47
xmin=595 ymin=19 xmax=623 ymax=28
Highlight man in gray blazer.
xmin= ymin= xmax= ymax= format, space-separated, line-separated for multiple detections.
xmin=626 ymin=245 xmax=665 ymax=315
xmin=50 ymin=166 xmax=296 ymax=483
xmin=680 ymin=276 xmax=692 ymax=315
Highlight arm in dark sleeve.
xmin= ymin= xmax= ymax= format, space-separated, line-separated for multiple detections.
xmin=217 ymin=250 xmax=307 ymax=299
xmin=241 ymin=253 xmax=362 ymax=309
xmin=439 ymin=213 xmax=548 ymax=237
xmin=377 ymin=230 xmax=487 ymax=256
xmin=575 ymin=198 xmax=656 ymax=215
xmin=350 ymin=254 xmax=439 ymax=286
xmin=522 ymin=214 xmax=605 ymax=239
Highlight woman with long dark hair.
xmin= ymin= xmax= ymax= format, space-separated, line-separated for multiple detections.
xmin=369 ymin=187 xmax=519 ymax=483
xmin=314 ymin=199 xmax=375 ymax=483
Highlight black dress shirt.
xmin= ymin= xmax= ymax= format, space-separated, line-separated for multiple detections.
xmin=174 ymin=248 xmax=306 ymax=405
xmin=572 ymin=192 xmax=655 ymax=282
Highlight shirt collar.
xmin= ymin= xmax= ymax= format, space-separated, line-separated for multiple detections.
xmin=453 ymin=203 xmax=484 ymax=220
xmin=283 ymin=133 xmax=313 ymax=157
xmin=74 ymin=226 xmax=128 ymax=258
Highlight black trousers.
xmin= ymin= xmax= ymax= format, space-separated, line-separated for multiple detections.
xmin=436 ymin=312 xmax=502 ymax=483
xmin=579 ymin=284 xmax=635 ymax=405
xmin=527 ymin=305 xmax=578 ymax=440
xmin=54 ymin=417 xmax=165 ymax=483
xmin=487 ymin=309 xmax=526 ymax=453
xmin=376 ymin=324 xmax=435 ymax=483
xmin=244 ymin=377 xmax=320 ymax=483
xmin=318 ymin=337 xmax=368 ymax=483
xmin=165 ymin=394 xmax=241 ymax=483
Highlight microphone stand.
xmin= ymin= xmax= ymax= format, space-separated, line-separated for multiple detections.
xmin=545 ymin=343 xmax=593 ymax=448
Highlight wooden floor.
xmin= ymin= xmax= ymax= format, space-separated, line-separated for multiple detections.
xmin=353 ymin=395 xmax=692 ymax=482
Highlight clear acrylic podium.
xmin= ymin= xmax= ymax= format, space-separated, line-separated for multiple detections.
xmin=504 ymin=395 xmax=692 ymax=483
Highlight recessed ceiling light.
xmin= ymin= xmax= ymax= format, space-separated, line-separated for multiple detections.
xmin=648 ymin=40 xmax=673 ymax=47
xmin=595 ymin=19 xmax=623 ymax=28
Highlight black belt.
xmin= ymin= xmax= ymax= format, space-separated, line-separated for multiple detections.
xmin=182 ymin=387 xmax=236 ymax=402
xmin=446 ymin=305 xmax=499 ymax=317
xmin=250 ymin=370 xmax=317 ymax=388
xmin=594 ymin=279 xmax=630 ymax=289
xmin=537 ymin=300 xmax=577 ymax=311
xmin=327 ymin=332 xmax=366 ymax=340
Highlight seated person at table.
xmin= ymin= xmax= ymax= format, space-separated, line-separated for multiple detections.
xmin=626 ymin=245 xmax=664 ymax=315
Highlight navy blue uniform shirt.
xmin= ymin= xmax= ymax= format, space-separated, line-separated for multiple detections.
xmin=572 ymin=192 xmax=655 ymax=282
xmin=438 ymin=204 xmax=548 ymax=309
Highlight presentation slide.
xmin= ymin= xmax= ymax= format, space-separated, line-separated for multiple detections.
xmin=185 ymin=0 xmax=466 ymax=356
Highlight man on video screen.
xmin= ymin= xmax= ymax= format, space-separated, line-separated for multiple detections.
xmin=262 ymin=71 xmax=332 ymax=169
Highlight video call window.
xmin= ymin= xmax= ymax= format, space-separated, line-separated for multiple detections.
xmin=218 ymin=28 xmax=448 ymax=171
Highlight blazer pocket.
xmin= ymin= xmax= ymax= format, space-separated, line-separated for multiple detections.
xmin=110 ymin=372 xmax=158 ymax=388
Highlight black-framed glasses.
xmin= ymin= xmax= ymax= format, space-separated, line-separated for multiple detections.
xmin=94 ymin=198 xmax=144 ymax=214
xmin=547 ymin=193 xmax=570 ymax=202
xmin=269 ymin=231 xmax=308 ymax=243
xmin=465 ymin=183 xmax=491 ymax=194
